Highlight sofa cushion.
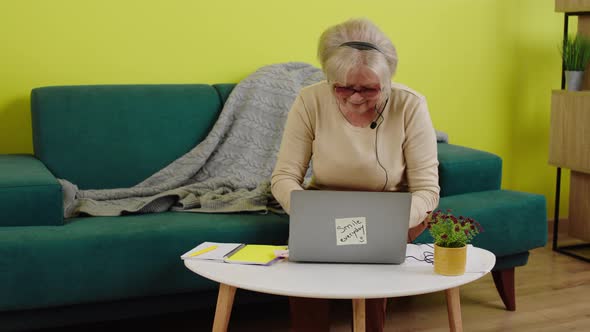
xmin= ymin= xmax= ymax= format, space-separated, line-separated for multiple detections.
xmin=437 ymin=143 xmax=502 ymax=196
xmin=31 ymin=85 xmax=223 ymax=190
xmin=0 ymin=211 xmax=289 ymax=311
xmin=414 ymin=190 xmax=547 ymax=258
xmin=213 ymin=83 xmax=236 ymax=105
xmin=0 ymin=155 xmax=62 ymax=226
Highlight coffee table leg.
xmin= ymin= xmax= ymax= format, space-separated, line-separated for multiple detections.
xmin=445 ymin=287 xmax=463 ymax=332
xmin=352 ymin=298 xmax=366 ymax=332
xmin=212 ymin=283 xmax=237 ymax=332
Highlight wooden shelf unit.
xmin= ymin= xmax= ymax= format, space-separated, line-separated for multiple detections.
xmin=549 ymin=90 xmax=590 ymax=242
xmin=552 ymin=2 xmax=590 ymax=253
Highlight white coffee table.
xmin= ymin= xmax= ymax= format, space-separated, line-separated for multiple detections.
xmin=184 ymin=246 xmax=495 ymax=332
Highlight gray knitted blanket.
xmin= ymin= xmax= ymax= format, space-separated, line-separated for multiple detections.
xmin=60 ymin=63 xmax=324 ymax=217
xmin=60 ymin=62 xmax=449 ymax=218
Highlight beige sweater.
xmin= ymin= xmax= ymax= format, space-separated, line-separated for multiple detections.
xmin=271 ymin=81 xmax=440 ymax=227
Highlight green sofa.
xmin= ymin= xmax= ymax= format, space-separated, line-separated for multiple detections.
xmin=0 ymin=84 xmax=547 ymax=331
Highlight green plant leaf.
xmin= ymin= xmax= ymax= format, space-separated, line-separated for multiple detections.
xmin=561 ymin=34 xmax=590 ymax=71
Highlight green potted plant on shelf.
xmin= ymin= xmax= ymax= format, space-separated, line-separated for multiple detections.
xmin=560 ymin=34 xmax=590 ymax=91
xmin=428 ymin=210 xmax=483 ymax=276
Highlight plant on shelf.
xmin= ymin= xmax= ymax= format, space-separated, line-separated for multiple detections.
xmin=560 ymin=34 xmax=590 ymax=91
xmin=428 ymin=209 xmax=483 ymax=276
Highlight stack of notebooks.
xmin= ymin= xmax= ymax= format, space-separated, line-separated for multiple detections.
xmin=181 ymin=242 xmax=288 ymax=266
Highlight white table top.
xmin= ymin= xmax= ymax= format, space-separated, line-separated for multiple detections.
xmin=184 ymin=246 xmax=495 ymax=299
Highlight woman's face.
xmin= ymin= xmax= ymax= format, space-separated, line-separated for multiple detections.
xmin=333 ymin=65 xmax=381 ymax=115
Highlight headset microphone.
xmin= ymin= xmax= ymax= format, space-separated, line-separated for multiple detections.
xmin=370 ymin=98 xmax=388 ymax=130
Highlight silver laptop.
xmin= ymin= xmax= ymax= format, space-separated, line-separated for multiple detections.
xmin=288 ymin=190 xmax=411 ymax=264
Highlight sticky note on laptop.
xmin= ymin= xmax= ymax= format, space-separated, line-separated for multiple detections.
xmin=335 ymin=217 xmax=367 ymax=245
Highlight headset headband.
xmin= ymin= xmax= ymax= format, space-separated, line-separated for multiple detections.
xmin=339 ymin=41 xmax=383 ymax=54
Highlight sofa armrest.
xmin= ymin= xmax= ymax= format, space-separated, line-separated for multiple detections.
xmin=437 ymin=143 xmax=503 ymax=197
xmin=0 ymin=154 xmax=63 ymax=226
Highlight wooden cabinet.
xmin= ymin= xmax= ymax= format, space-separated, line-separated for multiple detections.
xmin=549 ymin=91 xmax=590 ymax=241
xmin=552 ymin=2 xmax=590 ymax=247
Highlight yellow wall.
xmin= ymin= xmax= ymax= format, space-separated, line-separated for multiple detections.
xmin=0 ymin=0 xmax=568 ymax=217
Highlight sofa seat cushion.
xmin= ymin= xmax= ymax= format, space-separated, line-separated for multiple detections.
xmin=0 ymin=154 xmax=62 ymax=226
xmin=437 ymin=143 xmax=502 ymax=196
xmin=0 ymin=211 xmax=288 ymax=311
xmin=415 ymin=190 xmax=547 ymax=258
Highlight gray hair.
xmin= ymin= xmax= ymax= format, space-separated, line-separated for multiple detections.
xmin=317 ymin=18 xmax=398 ymax=106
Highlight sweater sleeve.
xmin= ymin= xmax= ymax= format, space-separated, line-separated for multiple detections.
xmin=403 ymin=99 xmax=440 ymax=227
xmin=271 ymin=95 xmax=314 ymax=214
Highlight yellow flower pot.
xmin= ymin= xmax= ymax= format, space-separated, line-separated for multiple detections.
xmin=434 ymin=244 xmax=467 ymax=276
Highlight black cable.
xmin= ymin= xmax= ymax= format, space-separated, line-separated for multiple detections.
xmin=405 ymin=254 xmax=434 ymax=264
xmin=406 ymin=243 xmax=434 ymax=264
xmin=373 ymin=99 xmax=389 ymax=191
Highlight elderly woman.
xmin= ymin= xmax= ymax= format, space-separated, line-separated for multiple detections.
xmin=271 ymin=18 xmax=440 ymax=332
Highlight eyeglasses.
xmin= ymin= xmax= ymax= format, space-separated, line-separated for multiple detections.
xmin=333 ymin=85 xmax=381 ymax=98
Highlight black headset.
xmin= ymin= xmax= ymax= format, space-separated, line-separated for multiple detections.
xmin=341 ymin=41 xmax=390 ymax=191
xmin=340 ymin=41 xmax=384 ymax=54
xmin=339 ymin=41 xmax=389 ymax=191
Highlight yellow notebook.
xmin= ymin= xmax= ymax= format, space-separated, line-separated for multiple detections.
xmin=224 ymin=244 xmax=287 ymax=266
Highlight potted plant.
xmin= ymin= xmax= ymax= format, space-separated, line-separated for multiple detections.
xmin=428 ymin=210 xmax=483 ymax=276
xmin=560 ymin=34 xmax=590 ymax=91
